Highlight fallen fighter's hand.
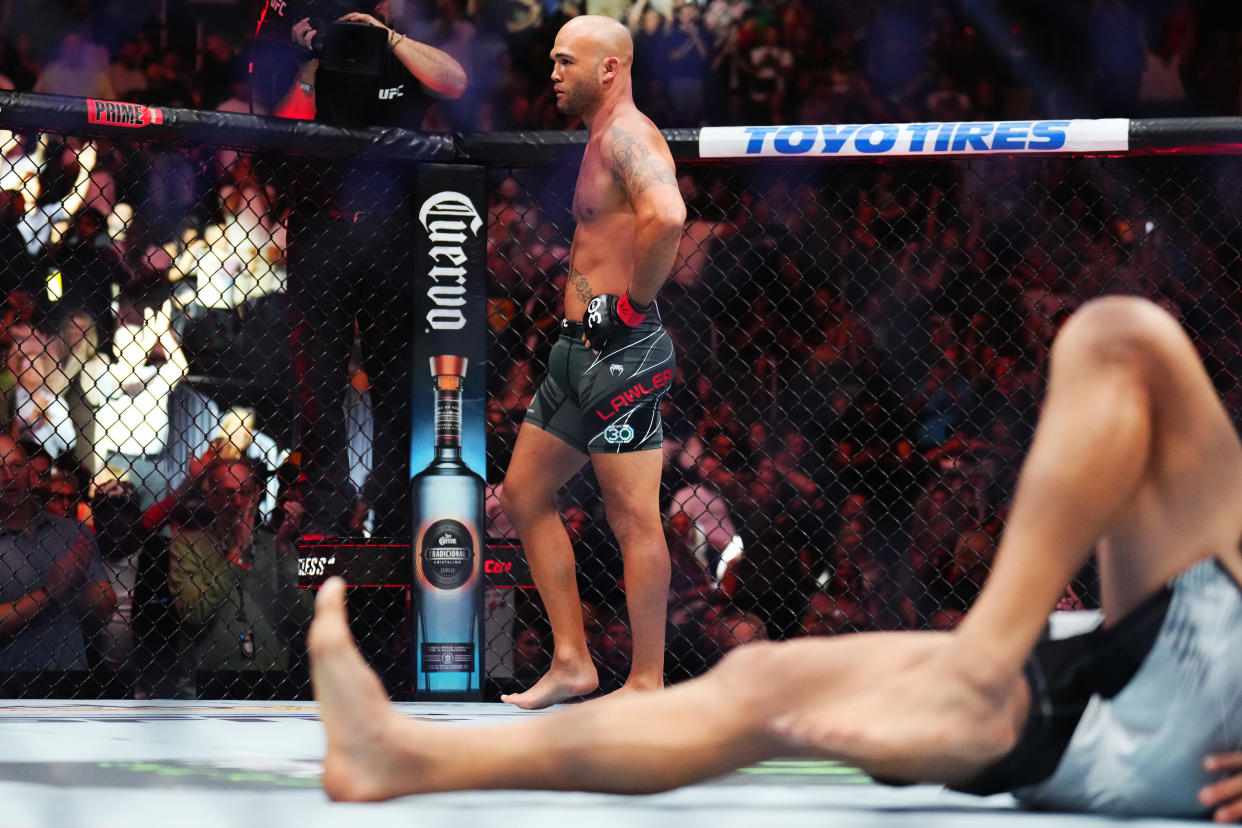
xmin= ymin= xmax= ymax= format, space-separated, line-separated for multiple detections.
xmin=582 ymin=291 xmax=649 ymax=352
xmin=1200 ymin=752 xmax=1242 ymax=822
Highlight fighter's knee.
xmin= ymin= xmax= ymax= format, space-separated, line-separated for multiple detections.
xmin=604 ymin=502 xmax=663 ymax=546
xmin=497 ymin=481 xmax=519 ymax=514
xmin=498 ymin=479 xmax=545 ymax=522
xmin=1053 ymin=296 xmax=1186 ymax=368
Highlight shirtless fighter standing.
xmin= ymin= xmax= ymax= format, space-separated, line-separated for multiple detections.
xmin=496 ymin=16 xmax=686 ymax=709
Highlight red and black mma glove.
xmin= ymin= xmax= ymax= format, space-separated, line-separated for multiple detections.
xmin=583 ymin=290 xmax=650 ymax=351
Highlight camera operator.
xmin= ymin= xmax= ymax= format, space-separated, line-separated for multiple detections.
xmin=271 ymin=0 xmax=466 ymax=536
xmin=276 ymin=2 xmax=466 ymax=124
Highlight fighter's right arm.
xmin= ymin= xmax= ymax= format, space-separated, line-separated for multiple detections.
xmin=604 ymin=118 xmax=685 ymax=308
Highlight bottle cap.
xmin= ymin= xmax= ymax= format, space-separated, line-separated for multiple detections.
xmin=430 ymin=354 xmax=468 ymax=378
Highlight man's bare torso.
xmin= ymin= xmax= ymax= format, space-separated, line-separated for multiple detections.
xmin=563 ymin=109 xmax=667 ymax=321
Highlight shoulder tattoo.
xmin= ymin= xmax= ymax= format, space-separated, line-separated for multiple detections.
xmin=607 ymin=125 xmax=676 ymax=199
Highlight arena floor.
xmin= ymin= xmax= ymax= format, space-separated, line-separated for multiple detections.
xmin=0 ymin=700 xmax=1204 ymax=828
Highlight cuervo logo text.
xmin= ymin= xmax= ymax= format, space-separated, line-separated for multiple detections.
xmin=419 ymin=191 xmax=482 ymax=331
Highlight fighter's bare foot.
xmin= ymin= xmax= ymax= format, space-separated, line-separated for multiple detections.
xmin=609 ymin=673 xmax=664 ymax=696
xmin=579 ymin=678 xmax=663 ymax=706
xmin=501 ymin=661 xmax=599 ymax=710
xmin=768 ymin=649 xmax=1027 ymax=785
xmin=310 ymin=578 xmax=424 ymax=801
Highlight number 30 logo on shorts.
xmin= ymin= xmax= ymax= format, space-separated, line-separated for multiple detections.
xmin=604 ymin=424 xmax=635 ymax=445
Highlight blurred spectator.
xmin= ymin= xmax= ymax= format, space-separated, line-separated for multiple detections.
xmin=702 ymin=0 xmax=747 ymax=48
xmin=139 ymin=52 xmax=195 ymax=108
xmin=0 ymin=189 xmax=38 ymax=299
xmin=212 ymin=406 xmax=287 ymax=524
xmin=108 ymin=39 xmax=149 ymax=102
xmin=82 ymin=287 xmax=214 ymax=507
xmin=46 ymin=206 xmax=129 ymax=325
xmin=706 ymin=607 xmax=767 ymax=655
xmin=666 ymin=451 xmax=742 ymax=582
xmin=595 ymin=613 xmax=633 ymax=692
xmin=6 ymin=310 xmax=97 ymax=458
xmin=180 ymin=183 xmax=284 ymax=310
xmin=926 ymin=524 xmax=996 ymax=631
xmin=723 ymin=508 xmax=817 ymax=641
xmin=664 ymin=1 xmax=711 ymax=126
xmin=0 ymin=36 xmax=37 ymax=91
xmin=89 ymin=478 xmax=148 ymax=685
xmin=199 ymin=34 xmax=240 ymax=110
xmin=512 ymin=622 xmax=549 ymax=685
xmin=810 ymin=512 xmax=884 ymax=614
xmin=7 ymin=322 xmax=76 ymax=457
xmin=1089 ymin=0 xmax=1147 ymax=114
xmin=797 ymin=589 xmax=869 ymax=637
xmin=0 ymin=435 xmax=115 ymax=671
xmin=37 ymin=468 xmax=79 ymax=519
xmin=33 ymin=31 xmax=113 ymax=99
xmin=666 ymin=510 xmax=713 ymax=600
xmin=925 ymin=72 xmax=972 ymax=121
xmin=745 ymin=25 xmax=793 ymax=123
xmin=587 ymin=0 xmax=625 ymax=21
xmin=629 ymin=0 xmax=668 ymax=109
xmin=168 ymin=457 xmax=309 ymax=696
xmin=19 ymin=138 xmax=97 ymax=258
xmin=21 ymin=439 xmax=52 ymax=487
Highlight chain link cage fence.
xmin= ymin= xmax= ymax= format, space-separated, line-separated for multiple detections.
xmin=0 ymin=99 xmax=1238 ymax=701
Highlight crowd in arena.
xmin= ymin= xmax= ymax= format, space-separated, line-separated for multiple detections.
xmin=0 ymin=0 xmax=1238 ymax=697
xmin=0 ymin=0 xmax=1238 ymax=126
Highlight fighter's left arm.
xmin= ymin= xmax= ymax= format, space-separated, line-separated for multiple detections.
xmin=1200 ymin=752 xmax=1242 ymax=822
xmin=339 ymin=12 xmax=467 ymax=99
xmin=604 ymin=120 xmax=686 ymax=308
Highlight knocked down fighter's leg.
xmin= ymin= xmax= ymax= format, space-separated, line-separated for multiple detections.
xmin=771 ymin=296 xmax=1242 ymax=781
xmin=311 ymin=577 xmax=958 ymax=801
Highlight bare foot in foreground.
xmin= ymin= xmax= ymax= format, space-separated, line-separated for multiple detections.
xmin=311 ymin=577 xmax=422 ymax=801
xmin=501 ymin=662 xmax=599 ymax=710
xmin=767 ymin=650 xmax=1028 ymax=785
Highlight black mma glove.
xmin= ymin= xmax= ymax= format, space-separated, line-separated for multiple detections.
xmin=583 ymin=290 xmax=650 ymax=351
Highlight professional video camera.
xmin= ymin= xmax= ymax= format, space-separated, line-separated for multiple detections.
xmin=262 ymin=0 xmax=387 ymax=62
xmin=255 ymin=0 xmax=390 ymax=125
xmin=261 ymin=0 xmax=381 ymax=36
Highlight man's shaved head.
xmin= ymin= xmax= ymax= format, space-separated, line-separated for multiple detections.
xmin=556 ymin=15 xmax=633 ymax=67
xmin=551 ymin=15 xmax=634 ymax=118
